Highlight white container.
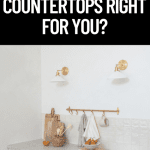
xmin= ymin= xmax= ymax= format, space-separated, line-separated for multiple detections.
xmin=83 ymin=139 xmax=101 ymax=150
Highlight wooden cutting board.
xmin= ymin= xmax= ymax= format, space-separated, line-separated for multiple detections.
xmin=43 ymin=108 xmax=64 ymax=142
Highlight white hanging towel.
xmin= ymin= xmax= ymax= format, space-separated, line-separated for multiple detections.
xmin=83 ymin=114 xmax=100 ymax=141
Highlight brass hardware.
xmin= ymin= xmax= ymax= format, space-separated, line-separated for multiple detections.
xmin=66 ymin=107 xmax=119 ymax=115
xmin=118 ymin=60 xmax=128 ymax=70
xmin=76 ymin=110 xmax=78 ymax=115
xmin=114 ymin=60 xmax=128 ymax=72
xmin=66 ymin=107 xmax=73 ymax=115
xmin=55 ymin=67 xmax=69 ymax=76
xmin=66 ymin=106 xmax=71 ymax=113
xmin=56 ymin=70 xmax=60 ymax=76
xmin=117 ymin=107 xmax=119 ymax=115
xmin=61 ymin=67 xmax=69 ymax=75
xmin=115 ymin=64 xmax=119 ymax=71
xmin=70 ymin=110 xmax=73 ymax=115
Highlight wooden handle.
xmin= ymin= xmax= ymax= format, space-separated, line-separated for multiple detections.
xmin=60 ymin=124 xmax=72 ymax=136
xmin=51 ymin=108 xmax=55 ymax=117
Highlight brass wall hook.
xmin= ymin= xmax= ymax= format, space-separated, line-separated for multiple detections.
xmin=102 ymin=111 xmax=105 ymax=118
xmin=70 ymin=110 xmax=73 ymax=115
xmin=83 ymin=110 xmax=85 ymax=114
xmin=76 ymin=110 xmax=78 ymax=115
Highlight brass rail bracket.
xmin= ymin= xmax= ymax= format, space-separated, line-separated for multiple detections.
xmin=117 ymin=107 xmax=119 ymax=115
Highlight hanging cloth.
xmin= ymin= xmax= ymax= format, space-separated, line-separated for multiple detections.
xmin=83 ymin=112 xmax=100 ymax=141
xmin=78 ymin=113 xmax=88 ymax=148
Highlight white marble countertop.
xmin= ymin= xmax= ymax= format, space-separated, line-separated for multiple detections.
xmin=7 ymin=139 xmax=79 ymax=150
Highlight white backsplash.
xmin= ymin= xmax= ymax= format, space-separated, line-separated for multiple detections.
xmin=42 ymin=114 xmax=150 ymax=150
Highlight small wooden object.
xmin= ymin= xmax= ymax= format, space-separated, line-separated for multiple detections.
xmin=43 ymin=108 xmax=64 ymax=144
xmin=60 ymin=124 xmax=72 ymax=136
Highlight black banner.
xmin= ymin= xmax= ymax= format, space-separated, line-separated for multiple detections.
xmin=1 ymin=0 xmax=150 ymax=44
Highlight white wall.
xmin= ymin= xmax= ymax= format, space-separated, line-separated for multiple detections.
xmin=0 ymin=47 xmax=42 ymax=150
xmin=41 ymin=46 xmax=150 ymax=119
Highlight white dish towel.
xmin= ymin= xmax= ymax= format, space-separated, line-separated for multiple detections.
xmin=83 ymin=114 xmax=100 ymax=141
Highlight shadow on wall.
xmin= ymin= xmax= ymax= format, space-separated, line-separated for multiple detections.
xmin=56 ymin=81 xmax=69 ymax=87
xmin=111 ymin=78 xmax=129 ymax=85
xmin=55 ymin=79 xmax=129 ymax=86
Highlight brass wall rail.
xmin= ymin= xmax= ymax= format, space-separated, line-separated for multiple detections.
xmin=66 ymin=106 xmax=119 ymax=115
